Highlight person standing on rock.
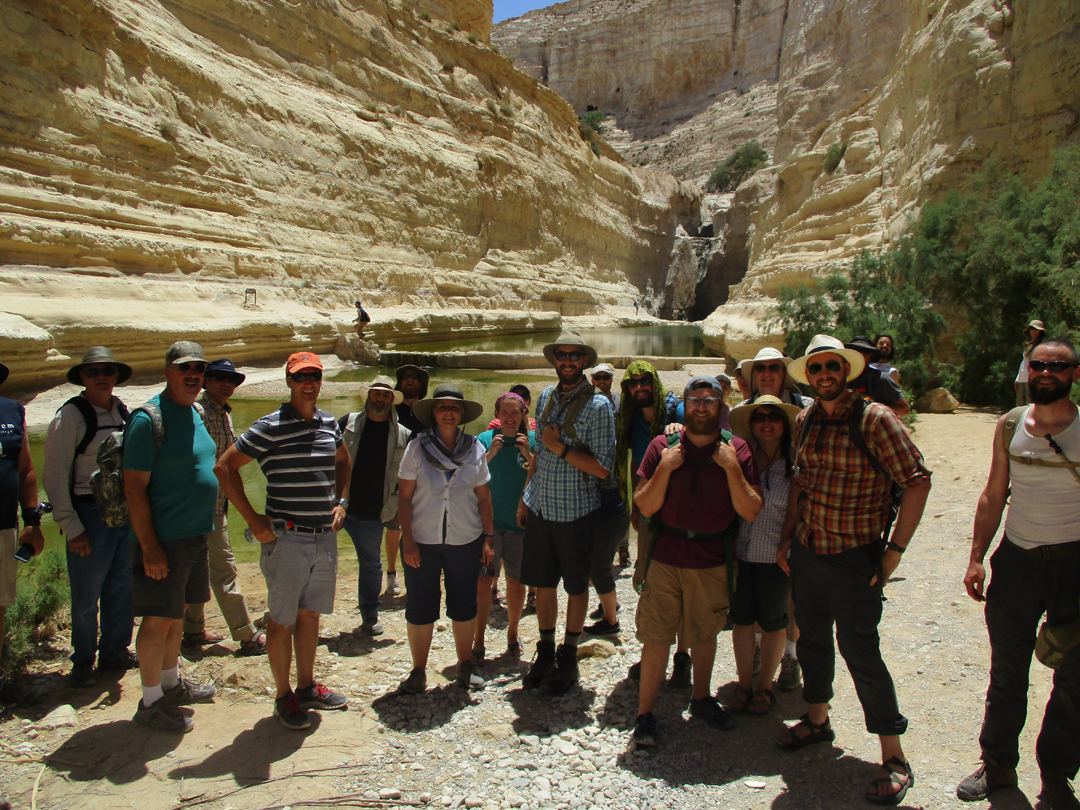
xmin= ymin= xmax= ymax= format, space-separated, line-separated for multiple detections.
xmin=631 ymin=377 xmax=761 ymax=749
xmin=43 ymin=347 xmax=137 ymax=688
xmin=775 ymin=334 xmax=931 ymax=805
xmin=517 ymin=331 xmax=616 ymax=695
xmin=124 ymin=342 xmax=219 ymax=733
xmin=339 ymin=375 xmax=412 ymax=637
xmin=958 ymin=338 xmax=1080 ymax=810
xmin=387 ymin=364 xmax=431 ymax=596
xmin=1014 ymin=319 xmax=1046 ymax=407
xmin=215 ymin=352 xmax=351 ymax=730
xmin=181 ymin=359 xmax=265 ymax=656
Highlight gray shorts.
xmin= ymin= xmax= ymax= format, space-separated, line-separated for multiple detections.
xmin=491 ymin=528 xmax=524 ymax=582
xmin=259 ymin=529 xmax=338 ymax=626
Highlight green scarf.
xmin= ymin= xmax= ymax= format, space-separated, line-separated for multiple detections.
xmin=614 ymin=360 xmax=668 ymax=503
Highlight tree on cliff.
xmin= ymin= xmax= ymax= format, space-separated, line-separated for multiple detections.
xmin=706 ymin=141 xmax=768 ymax=193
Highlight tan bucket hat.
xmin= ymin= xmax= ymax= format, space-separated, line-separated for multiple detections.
xmin=362 ymin=374 xmax=404 ymax=405
xmin=67 ymin=347 xmax=133 ymax=386
xmin=411 ymin=382 xmax=484 ymax=427
xmin=542 ymin=330 xmax=599 ymax=368
xmin=787 ymin=334 xmax=867 ymax=385
xmin=728 ymin=395 xmax=803 ymax=441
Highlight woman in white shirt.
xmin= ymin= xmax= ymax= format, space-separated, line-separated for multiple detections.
xmin=397 ymin=383 xmax=494 ymax=694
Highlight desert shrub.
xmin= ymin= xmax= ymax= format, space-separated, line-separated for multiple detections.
xmin=2 ymin=547 xmax=70 ymax=677
xmin=705 ymin=141 xmax=768 ymax=192
xmin=419 ymin=11 xmax=431 ymax=21
xmin=823 ymin=142 xmax=845 ymax=174
xmin=580 ymin=110 xmax=608 ymax=134
xmin=468 ymin=33 xmax=479 ymax=44
xmin=499 ymin=102 xmax=512 ymax=117
xmin=486 ymin=99 xmax=497 ymax=114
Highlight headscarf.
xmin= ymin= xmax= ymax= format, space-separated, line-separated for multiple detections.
xmin=614 ymin=360 xmax=678 ymax=500
xmin=415 ymin=428 xmax=479 ymax=473
xmin=495 ymin=392 xmax=528 ymax=415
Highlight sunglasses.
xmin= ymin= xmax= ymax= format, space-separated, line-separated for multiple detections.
xmin=83 ymin=365 xmax=118 ymax=378
xmin=176 ymin=362 xmax=207 ymax=374
xmin=553 ymin=351 xmax=584 ymax=362
xmin=205 ymin=373 xmax=236 ymax=383
xmin=751 ymin=411 xmax=785 ymax=424
xmin=591 ymin=374 xmax=612 ymax=381
xmin=627 ymin=376 xmax=653 ymax=388
xmin=753 ymin=363 xmax=785 ymax=374
xmin=1029 ymin=360 xmax=1078 ymax=373
xmin=686 ymin=396 xmax=721 ymax=409
xmin=400 ymin=373 xmax=421 ymax=381
xmin=290 ymin=371 xmax=323 ymax=382
xmin=806 ymin=360 xmax=843 ymax=376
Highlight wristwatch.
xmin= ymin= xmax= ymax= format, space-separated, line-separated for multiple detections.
xmin=337 ymin=498 xmax=350 ymax=510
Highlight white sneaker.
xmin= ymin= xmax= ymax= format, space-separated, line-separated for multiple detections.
xmin=386 ymin=572 xmax=401 ymax=596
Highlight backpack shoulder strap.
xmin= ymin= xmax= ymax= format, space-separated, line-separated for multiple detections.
xmin=846 ymin=397 xmax=891 ymax=480
xmin=128 ymin=402 xmax=167 ymax=450
xmin=64 ymin=396 xmax=99 ymax=460
xmin=1002 ymin=406 xmax=1027 ymax=457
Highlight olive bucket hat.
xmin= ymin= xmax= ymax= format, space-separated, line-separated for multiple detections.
xmin=66 ymin=347 xmax=133 ymax=386
xmin=411 ymin=382 xmax=484 ymax=427
xmin=728 ymin=395 xmax=803 ymax=441
xmin=542 ymin=330 xmax=599 ymax=369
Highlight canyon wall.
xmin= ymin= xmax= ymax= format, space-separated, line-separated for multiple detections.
xmin=0 ymin=0 xmax=699 ymax=389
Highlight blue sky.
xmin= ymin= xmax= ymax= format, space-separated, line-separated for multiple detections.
xmin=493 ymin=0 xmax=551 ymax=24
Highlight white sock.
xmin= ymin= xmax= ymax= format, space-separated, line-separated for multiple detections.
xmin=754 ymin=632 xmax=762 ymax=646
xmin=160 ymin=666 xmax=180 ymax=690
xmin=142 ymin=683 xmax=164 ymax=707
xmin=786 ymin=640 xmax=797 ymax=658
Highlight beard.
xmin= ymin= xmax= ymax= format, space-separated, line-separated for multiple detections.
xmin=1029 ymin=376 xmax=1072 ymax=405
xmin=811 ymin=374 xmax=848 ymax=402
xmin=367 ymin=400 xmax=392 ymax=417
xmin=685 ymin=410 xmax=720 ymax=436
xmin=632 ymin=389 xmax=655 ymax=407
xmin=557 ymin=366 xmax=584 ymax=387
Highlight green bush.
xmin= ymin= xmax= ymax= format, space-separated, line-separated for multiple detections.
xmin=581 ymin=110 xmax=608 ymax=134
xmin=823 ymin=142 xmax=845 ymax=174
xmin=419 ymin=11 xmax=431 ymax=22
xmin=706 ymin=141 xmax=768 ymax=192
xmin=499 ymin=102 xmax=512 ymax=117
xmin=2 ymin=547 xmax=70 ymax=677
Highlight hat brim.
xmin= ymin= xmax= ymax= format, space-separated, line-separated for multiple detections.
xmin=66 ymin=362 xmax=134 ymax=386
xmin=728 ymin=398 xmax=804 ymax=441
xmin=396 ymin=364 xmax=430 ymax=383
xmin=411 ymin=396 xmax=484 ymax=427
xmin=844 ymin=343 xmax=882 ymax=362
xmin=203 ymin=370 xmax=246 ymax=387
xmin=542 ymin=343 xmax=599 ymax=368
xmin=787 ymin=348 xmax=866 ymax=385
xmin=362 ymin=385 xmax=405 ymax=405
xmin=0 ymin=362 xmax=8 ymax=387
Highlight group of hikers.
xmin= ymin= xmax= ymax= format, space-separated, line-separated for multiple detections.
xmin=0 ymin=322 xmax=1078 ymax=809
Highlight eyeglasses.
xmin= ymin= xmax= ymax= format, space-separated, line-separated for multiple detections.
xmin=1028 ymin=360 xmax=1078 ymax=373
xmin=83 ymin=365 xmax=118 ymax=378
xmin=553 ymin=351 xmax=584 ymax=362
xmin=176 ymin=362 xmax=207 ymax=374
xmin=627 ymin=376 xmax=653 ymax=388
xmin=753 ymin=363 xmax=785 ymax=374
xmin=591 ymin=374 xmax=612 ymax=381
xmin=806 ymin=360 xmax=843 ymax=376
xmin=290 ymin=371 xmax=323 ymax=382
xmin=686 ymin=396 xmax=721 ymax=409
xmin=751 ymin=411 xmax=785 ymax=424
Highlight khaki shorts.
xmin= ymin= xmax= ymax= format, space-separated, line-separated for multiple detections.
xmin=635 ymin=559 xmax=730 ymax=648
xmin=0 ymin=528 xmax=17 ymax=607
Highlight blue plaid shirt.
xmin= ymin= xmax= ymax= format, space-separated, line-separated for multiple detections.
xmin=523 ymin=382 xmax=616 ymax=522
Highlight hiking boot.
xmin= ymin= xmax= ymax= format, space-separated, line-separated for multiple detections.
xmin=632 ymin=712 xmax=658 ymax=749
xmin=583 ymin=618 xmax=621 ymax=639
xmin=668 ymin=651 xmax=692 ymax=689
xmin=589 ymin=602 xmax=621 ymax=620
xmin=69 ymin=661 xmax=96 ymax=689
xmin=274 ymin=691 xmax=311 ymax=730
xmin=752 ymin=645 xmax=761 ymax=677
xmin=776 ymin=653 xmax=802 ymax=692
xmin=133 ymin=698 xmax=193 ymax=733
xmin=540 ymin=644 xmax=580 ymax=695
xmin=386 ymin=572 xmax=401 ymax=596
xmin=956 ymin=757 xmax=1018 ymax=801
xmin=523 ymin=641 xmax=556 ymax=690
xmin=359 ymin=618 xmax=384 ymax=636
xmin=164 ymin=677 xmax=216 ymax=705
xmin=455 ymin=661 xmax=485 ymax=691
xmin=97 ymin=649 xmax=138 ymax=672
xmin=1040 ymin=770 xmax=1080 ymax=810
xmin=689 ymin=695 xmax=736 ymax=730
xmin=296 ymin=681 xmax=348 ymax=710
xmin=628 ymin=661 xmax=641 ymax=681
xmin=399 ymin=668 xmax=427 ymax=695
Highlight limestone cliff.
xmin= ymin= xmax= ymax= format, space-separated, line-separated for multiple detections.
xmin=0 ymin=0 xmax=699 ymax=388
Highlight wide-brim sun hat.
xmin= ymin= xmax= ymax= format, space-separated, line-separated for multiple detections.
xmin=542 ymin=330 xmax=599 ymax=369
xmin=411 ymin=382 xmax=484 ymax=427
xmin=67 ymin=346 xmax=133 ymax=386
xmin=204 ymin=358 xmax=246 ymax=387
xmin=728 ymin=395 xmax=803 ymax=441
xmin=844 ymin=335 xmax=883 ymax=363
xmin=736 ymin=347 xmax=792 ymax=377
xmin=787 ymin=334 xmax=867 ymax=385
xmin=362 ymin=374 xmax=405 ymax=405
xmin=395 ymin=364 xmax=429 ymax=385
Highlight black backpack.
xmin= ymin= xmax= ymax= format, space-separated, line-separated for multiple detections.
xmin=59 ymin=396 xmax=130 ymax=498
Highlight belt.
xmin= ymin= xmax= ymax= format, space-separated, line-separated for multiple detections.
xmin=280 ymin=522 xmax=332 ymax=534
xmin=1006 ymin=536 xmax=1080 ymax=560
xmin=659 ymin=522 xmax=727 ymax=541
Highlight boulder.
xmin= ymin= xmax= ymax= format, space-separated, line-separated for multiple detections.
xmin=576 ymin=639 xmax=617 ymax=659
xmin=915 ymin=388 xmax=960 ymax=414
xmin=36 ymin=705 xmax=77 ymax=729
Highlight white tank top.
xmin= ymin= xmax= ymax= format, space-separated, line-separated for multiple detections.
xmin=1004 ymin=405 xmax=1080 ymax=547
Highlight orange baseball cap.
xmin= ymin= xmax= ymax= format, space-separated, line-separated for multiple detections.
xmin=286 ymin=352 xmax=323 ymax=373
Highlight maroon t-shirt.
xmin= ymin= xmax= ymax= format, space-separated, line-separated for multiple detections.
xmin=637 ymin=430 xmax=758 ymax=569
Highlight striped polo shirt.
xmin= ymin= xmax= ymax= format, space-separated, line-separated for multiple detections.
xmin=235 ymin=403 xmax=343 ymax=530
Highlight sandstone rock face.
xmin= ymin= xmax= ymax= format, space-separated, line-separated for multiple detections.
xmin=0 ymin=0 xmax=699 ymax=389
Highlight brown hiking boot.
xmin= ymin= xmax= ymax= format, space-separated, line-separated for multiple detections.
xmin=956 ymin=757 xmax=1018 ymax=801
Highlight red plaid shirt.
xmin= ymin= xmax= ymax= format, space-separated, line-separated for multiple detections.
xmin=793 ymin=393 xmax=930 ymax=554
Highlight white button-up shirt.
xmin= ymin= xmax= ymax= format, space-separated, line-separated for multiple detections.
xmin=398 ymin=436 xmax=490 ymax=545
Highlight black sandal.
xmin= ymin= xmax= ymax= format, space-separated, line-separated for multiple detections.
xmin=776 ymin=713 xmax=835 ymax=750
xmin=748 ymin=688 xmax=776 ymax=715
xmin=866 ymin=757 xmax=914 ymax=805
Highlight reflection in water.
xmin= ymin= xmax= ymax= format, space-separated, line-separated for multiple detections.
xmin=393 ymin=324 xmax=705 ymax=357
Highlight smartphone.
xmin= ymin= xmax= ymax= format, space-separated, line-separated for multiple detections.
xmin=14 ymin=543 xmax=34 ymax=563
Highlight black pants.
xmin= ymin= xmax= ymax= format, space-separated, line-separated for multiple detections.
xmin=979 ymin=538 xmax=1080 ymax=776
xmin=790 ymin=539 xmax=907 ymax=736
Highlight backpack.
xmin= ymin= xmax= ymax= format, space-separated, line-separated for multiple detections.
xmin=60 ymin=396 xmax=130 ymax=493
xmin=539 ymin=383 xmax=597 ymax=481
xmin=89 ymin=401 xmax=201 ymax=528
xmin=1001 ymin=405 xmax=1080 ymax=486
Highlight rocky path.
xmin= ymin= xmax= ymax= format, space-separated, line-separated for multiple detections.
xmin=0 ymin=409 xmax=1057 ymax=810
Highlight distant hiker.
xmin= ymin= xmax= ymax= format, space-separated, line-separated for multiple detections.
xmin=355 ymin=300 xmax=371 ymax=338
xmin=182 ymin=359 xmax=265 ymax=656
xmin=43 ymin=347 xmax=136 ymax=688
xmin=776 ymin=334 xmax=931 ymax=805
xmin=124 ymin=342 xmax=219 ymax=733
xmin=844 ymin=336 xmax=910 ymax=417
xmin=216 ymin=352 xmax=351 ymax=730
xmin=1014 ymin=319 xmax=1047 ymax=407
xmin=518 ymin=331 xmax=616 ymax=695
xmin=339 ymin=375 xmax=412 ymax=637
xmin=958 ymin=337 xmax=1080 ymax=809
xmin=634 ymin=300 xmax=640 ymax=315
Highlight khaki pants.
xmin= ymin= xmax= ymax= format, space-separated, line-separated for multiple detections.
xmin=183 ymin=512 xmax=256 ymax=641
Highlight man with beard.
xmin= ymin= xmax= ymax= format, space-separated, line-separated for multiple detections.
xmin=339 ymin=375 xmax=412 ymax=636
xmin=517 ymin=331 xmax=615 ymax=695
xmin=631 ymin=377 xmax=761 ymax=749
xmin=776 ymin=334 xmax=931 ymax=805
xmin=385 ymin=364 xmax=430 ymax=596
xmin=957 ymin=339 xmax=1080 ymax=810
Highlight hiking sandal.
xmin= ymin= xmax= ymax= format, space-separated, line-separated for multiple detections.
xmin=748 ymin=688 xmax=776 ymax=715
xmin=776 ymin=713 xmax=835 ymax=751
xmin=728 ymin=685 xmax=754 ymax=712
xmin=866 ymin=757 xmax=914 ymax=805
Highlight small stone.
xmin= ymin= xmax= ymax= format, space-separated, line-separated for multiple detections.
xmin=745 ymin=780 xmax=766 ymax=789
xmin=576 ymin=640 xmax=616 ymax=659
xmin=436 ymin=621 xmax=449 ymax=632
xmin=37 ymin=705 xmax=77 ymax=729
xmin=420 ymin=793 xmax=432 ymax=803
xmin=464 ymin=800 xmax=483 ymax=808
xmin=380 ymin=788 xmax=403 ymax=799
